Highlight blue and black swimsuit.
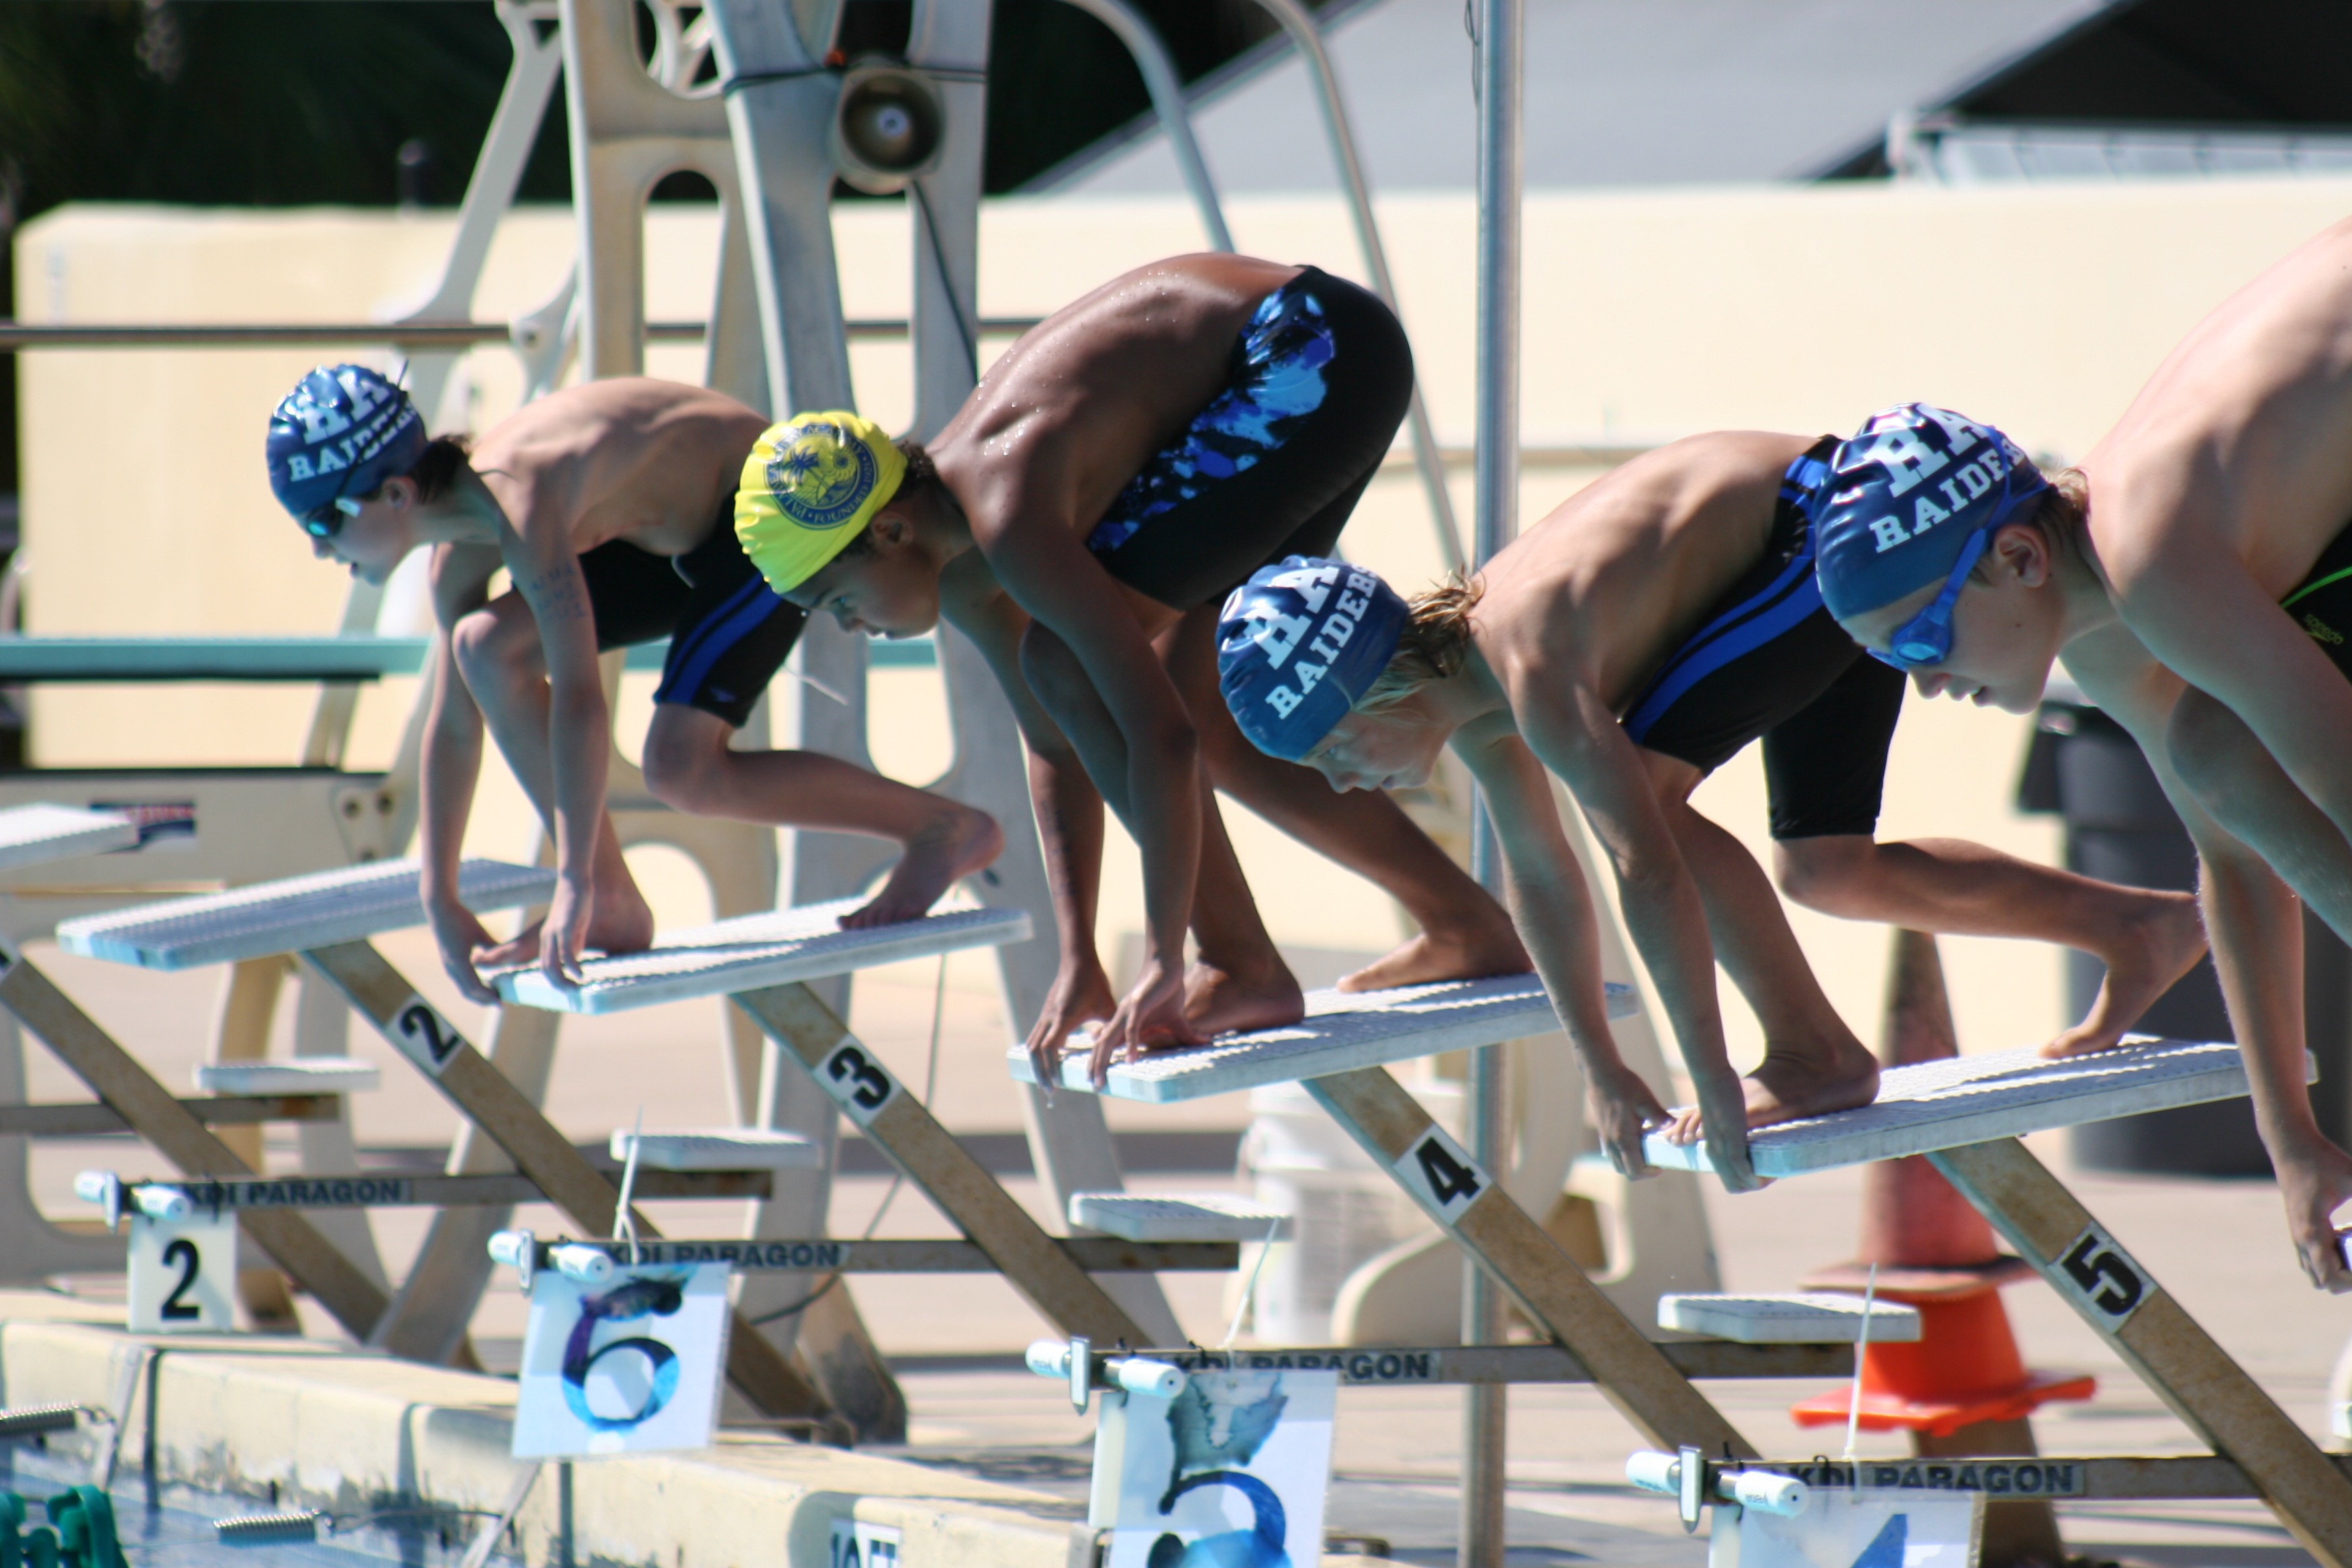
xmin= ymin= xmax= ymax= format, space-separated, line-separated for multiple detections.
xmin=1620 ymin=436 xmax=1909 ymax=842
xmin=1083 ymin=264 xmax=1414 ymax=611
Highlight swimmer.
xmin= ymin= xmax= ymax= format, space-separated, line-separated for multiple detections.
xmin=742 ymin=256 xmax=1528 ymax=1083
xmin=1216 ymin=428 xmax=2203 ymax=1188
xmin=266 ymin=368 xmax=1000 ymax=1001
xmin=1818 ymin=226 xmax=2352 ymax=1291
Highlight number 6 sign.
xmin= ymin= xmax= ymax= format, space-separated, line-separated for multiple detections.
xmin=128 ymin=1208 xmax=235 ymax=1333
xmin=512 ymin=1261 xmax=732 ymax=1458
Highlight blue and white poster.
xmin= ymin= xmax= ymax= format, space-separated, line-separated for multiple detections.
xmin=511 ymin=1262 xmax=732 ymax=1459
xmin=1712 ymin=1487 xmax=1981 ymax=1568
xmin=1097 ymin=1367 xmax=1338 ymax=1568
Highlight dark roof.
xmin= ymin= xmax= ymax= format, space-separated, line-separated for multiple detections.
xmin=1033 ymin=0 xmax=2352 ymax=195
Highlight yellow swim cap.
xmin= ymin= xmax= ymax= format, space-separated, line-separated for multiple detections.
xmin=734 ymin=411 xmax=907 ymax=594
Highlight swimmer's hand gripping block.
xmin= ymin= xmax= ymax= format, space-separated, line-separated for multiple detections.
xmin=56 ymin=859 xmax=556 ymax=971
xmin=1008 ymin=974 xmax=1635 ymax=1102
xmin=493 ymin=901 xmax=1032 ymax=1014
xmin=1640 ymin=1036 xmax=2273 ymax=1177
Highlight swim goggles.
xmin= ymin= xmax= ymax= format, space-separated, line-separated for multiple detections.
xmin=301 ymin=495 xmax=364 ymax=540
xmin=1868 ymin=526 xmax=1992 ymax=671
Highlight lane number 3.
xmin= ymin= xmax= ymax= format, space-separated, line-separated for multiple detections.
xmin=819 ymin=1042 xmax=897 ymax=1126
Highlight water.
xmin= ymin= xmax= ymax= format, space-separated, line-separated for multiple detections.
xmin=0 ymin=1442 xmax=513 ymax=1568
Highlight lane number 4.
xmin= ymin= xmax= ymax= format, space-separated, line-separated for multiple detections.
xmin=1393 ymin=1124 xmax=1487 ymax=1223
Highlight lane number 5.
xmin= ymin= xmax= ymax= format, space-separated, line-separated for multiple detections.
xmin=2055 ymin=1223 xmax=2149 ymax=1325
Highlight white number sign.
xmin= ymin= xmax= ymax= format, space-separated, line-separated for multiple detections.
xmin=511 ymin=1261 xmax=732 ymax=1459
xmin=830 ymin=1520 xmax=903 ymax=1568
xmin=128 ymin=1208 xmax=236 ymax=1333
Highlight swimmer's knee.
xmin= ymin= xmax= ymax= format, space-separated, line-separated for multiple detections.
xmin=1017 ymin=624 xmax=1087 ymax=712
xmin=2165 ymin=687 xmax=2242 ymax=801
xmin=1773 ymin=835 xmax=1873 ymax=912
xmin=451 ymin=603 xmax=541 ymax=691
xmin=640 ymin=709 xmax=730 ymax=815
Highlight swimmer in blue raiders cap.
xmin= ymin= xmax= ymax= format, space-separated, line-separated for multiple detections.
xmin=1824 ymin=224 xmax=2352 ymax=1291
xmin=268 ymin=366 xmax=1000 ymax=1002
xmin=1224 ymin=422 xmax=2207 ymax=1187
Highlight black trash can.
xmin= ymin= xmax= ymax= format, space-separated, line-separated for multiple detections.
xmin=2016 ymin=697 xmax=2352 ymax=1175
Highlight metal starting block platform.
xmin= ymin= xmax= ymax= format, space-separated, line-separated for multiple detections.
xmin=487 ymin=900 xmax=1202 ymax=1358
xmin=1638 ymin=1036 xmax=2262 ymax=1177
xmin=1638 ymin=1034 xmax=2352 ymax=1568
xmin=0 ymin=805 xmax=396 ymax=1340
xmin=1009 ymin=973 xmax=1634 ymax=1100
xmin=1016 ymin=971 xmax=1767 ymax=1459
xmin=54 ymin=854 xmax=830 ymax=1426
xmin=1657 ymin=1292 xmax=1920 ymax=1344
xmin=1069 ymin=1192 xmax=1294 ymax=1242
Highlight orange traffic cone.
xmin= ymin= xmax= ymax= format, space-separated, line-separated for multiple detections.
xmin=1791 ymin=930 xmax=2091 ymax=1568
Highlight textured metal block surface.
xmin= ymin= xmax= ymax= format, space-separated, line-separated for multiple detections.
xmin=1008 ymin=975 xmax=1633 ymax=1102
xmin=1641 ymin=1036 xmax=2250 ymax=1177
xmin=56 ymin=858 xmax=554 ymax=970
xmin=1068 ymin=1191 xmax=1295 ymax=1242
xmin=1657 ymin=1293 xmax=1922 ymax=1344
xmin=0 ymin=804 xmax=139 ymax=871
xmin=610 ymin=1129 xmax=825 ymax=1171
xmin=193 ymin=1059 xmax=381 ymax=1095
xmin=493 ymin=901 xmax=1032 ymax=1014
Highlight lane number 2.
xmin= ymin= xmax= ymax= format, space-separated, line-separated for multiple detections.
xmin=818 ymin=1042 xmax=897 ymax=1126
xmin=1393 ymin=1124 xmax=1487 ymax=1223
xmin=390 ymin=996 xmax=466 ymax=1077
xmin=127 ymin=1209 xmax=234 ymax=1332
xmin=2054 ymin=1223 xmax=2149 ymax=1325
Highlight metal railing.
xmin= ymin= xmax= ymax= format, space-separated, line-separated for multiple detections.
xmin=0 ymin=318 xmax=1042 ymax=350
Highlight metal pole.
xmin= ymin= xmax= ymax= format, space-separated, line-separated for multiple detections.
xmin=1250 ymin=0 xmax=1465 ymax=572
xmin=1052 ymin=0 xmax=1233 ymax=252
xmin=1463 ymin=0 xmax=1521 ymax=1563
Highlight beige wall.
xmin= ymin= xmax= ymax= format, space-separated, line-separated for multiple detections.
xmin=18 ymin=177 xmax=2352 ymax=1077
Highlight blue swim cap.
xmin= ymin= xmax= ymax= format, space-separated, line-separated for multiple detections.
xmin=266 ymin=364 xmax=427 ymax=524
xmin=1812 ymin=403 xmax=2049 ymax=622
xmin=1218 ymin=556 xmax=1410 ymax=763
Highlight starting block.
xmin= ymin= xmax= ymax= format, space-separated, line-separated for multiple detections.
xmin=1631 ymin=1036 xmax=2352 ymax=1568
xmin=491 ymin=901 xmax=1192 ymax=1353
xmin=54 ymin=857 xmax=828 ymax=1426
xmin=1068 ymin=1192 xmax=1294 ymax=1243
xmin=1013 ymin=974 xmax=1634 ymax=1100
xmin=1012 ymin=974 xmax=1777 ymax=1459
xmin=610 ymin=1130 xmax=823 ymax=1171
xmin=0 ymin=805 xmax=394 ymax=1328
xmin=194 ymin=1059 xmax=381 ymax=1096
xmin=1657 ymin=1293 xmax=1921 ymax=1344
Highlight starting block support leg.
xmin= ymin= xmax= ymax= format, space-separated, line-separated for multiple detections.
xmin=1308 ymin=1066 xmax=1755 ymax=1456
xmin=1931 ymin=1136 xmax=2352 ymax=1568
xmin=369 ymin=1005 xmax=562 ymax=1367
xmin=0 ymin=953 xmax=390 ymax=1338
xmin=732 ymin=983 xmax=1152 ymax=1347
xmin=209 ymin=957 xmax=305 ymax=1330
xmin=300 ymin=940 xmax=832 ymax=1428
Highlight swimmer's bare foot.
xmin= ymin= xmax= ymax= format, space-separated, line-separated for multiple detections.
xmin=1336 ymin=912 xmax=1530 ymax=993
xmin=842 ymin=804 xmax=1004 ymax=928
xmin=1741 ymin=1037 xmax=1880 ymax=1128
xmin=1184 ymin=957 xmax=1306 ymax=1040
xmin=474 ymin=878 xmax=656 ymax=968
xmin=2043 ymin=891 xmax=2206 ymax=1058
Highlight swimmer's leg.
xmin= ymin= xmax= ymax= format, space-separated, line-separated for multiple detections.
xmin=1020 ymin=617 xmax=1303 ymax=1039
xmin=1643 ymin=749 xmax=1879 ymax=1129
xmin=1773 ymin=832 xmax=2206 ymax=1059
xmin=1164 ymin=604 xmax=1530 ymax=991
xmin=451 ymin=594 xmax=652 ymax=959
xmin=640 ymin=705 xmax=1001 ymax=927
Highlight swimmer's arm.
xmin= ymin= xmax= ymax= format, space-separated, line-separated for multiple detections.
xmin=1509 ymin=671 xmax=1742 ymax=1118
xmin=2068 ymin=638 xmax=2351 ymax=1287
xmin=418 ymin=544 xmax=501 ymax=906
xmin=2125 ymin=548 xmax=2352 ymax=929
xmin=948 ymin=590 xmax=1108 ymax=977
xmin=498 ymin=483 xmax=609 ymax=895
xmin=987 ymin=525 xmax=1202 ymax=974
xmin=1453 ymin=727 xmax=1635 ymax=1063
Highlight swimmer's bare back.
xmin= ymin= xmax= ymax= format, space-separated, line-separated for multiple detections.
xmin=2084 ymin=217 xmax=2352 ymax=600
xmin=464 ymin=377 xmax=771 ymax=560
xmin=1469 ymin=431 xmax=1820 ymax=706
xmin=925 ymin=254 xmax=1306 ymax=556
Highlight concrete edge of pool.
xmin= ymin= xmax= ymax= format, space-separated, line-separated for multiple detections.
xmin=0 ymin=1291 xmax=1091 ymax=1567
